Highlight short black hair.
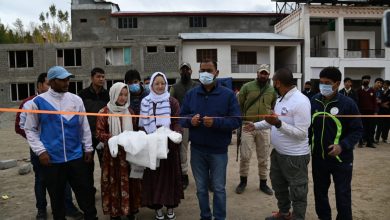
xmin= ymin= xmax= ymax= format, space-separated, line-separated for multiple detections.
xmin=273 ymin=68 xmax=294 ymax=86
xmin=344 ymin=77 xmax=352 ymax=83
xmin=91 ymin=67 xmax=105 ymax=77
xmin=144 ymin=76 xmax=151 ymax=81
xmin=200 ymin=59 xmax=218 ymax=70
xmin=384 ymin=80 xmax=390 ymax=86
xmin=125 ymin=69 xmax=141 ymax=83
xmin=319 ymin=67 xmax=341 ymax=83
xmin=37 ymin=72 xmax=47 ymax=85
xmin=304 ymin=81 xmax=311 ymax=86
xmin=362 ymin=75 xmax=371 ymax=80
xmin=375 ymin=77 xmax=384 ymax=83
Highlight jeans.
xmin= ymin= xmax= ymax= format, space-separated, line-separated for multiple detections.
xmin=30 ymin=150 xmax=75 ymax=212
xmin=191 ymin=147 xmax=228 ymax=220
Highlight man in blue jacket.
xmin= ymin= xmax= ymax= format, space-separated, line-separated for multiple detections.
xmin=180 ymin=59 xmax=241 ymax=220
xmin=310 ymin=67 xmax=363 ymax=220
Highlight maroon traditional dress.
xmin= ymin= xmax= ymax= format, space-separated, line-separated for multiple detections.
xmin=141 ymin=97 xmax=184 ymax=208
xmin=96 ymin=106 xmax=142 ymax=217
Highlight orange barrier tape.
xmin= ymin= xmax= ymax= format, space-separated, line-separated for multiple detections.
xmin=1 ymin=107 xmax=390 ymax=118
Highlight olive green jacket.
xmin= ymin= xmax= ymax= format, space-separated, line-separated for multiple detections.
xmin=238 ymin=80 xmax=277 ymax=122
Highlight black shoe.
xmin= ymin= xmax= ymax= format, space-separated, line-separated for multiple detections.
xmin=260 ymin=180 xmax=273 ymax=195
xmin=36 ymin=209 xmax=47 ymax=220
xmin=65 ymin=206 xmax=84 ymax=220
xmin=235 ymin=176 xmax=247 ymax=194
xmin=182 ymin=174 xmax=189 ymax=190
xmin=366 ymin=144 xmax=376 ymax=148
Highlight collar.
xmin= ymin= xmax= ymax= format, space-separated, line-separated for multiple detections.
xmin=279 ymin=86 xmax=298 ymax=101
xmin=48 ymin=87 xmax=65 ymax=99
xmin=197 ymin=82 xmax=220 ymax=95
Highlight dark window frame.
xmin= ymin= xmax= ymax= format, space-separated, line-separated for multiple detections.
xmin=196 ymin=49 xmax=217 ymax=62
xmin=189 ymin=16 xmax=207 ymax=28
xmin=165 ymin=46 xmax=176 ymax=53
xmin=10 ymin=82 xmax=35 ymax=101
xmin=118 ymin=17 xmax=138 ymax=29
xmin=8 ymin=50 xmax=34 ymax=68
xmin=147 ymin=46 xmax=158 ymax=53
xmin=57 ymin=48 xmax=82 ymax=67
xmin=237 ymin=51 xmax=257 ymax=64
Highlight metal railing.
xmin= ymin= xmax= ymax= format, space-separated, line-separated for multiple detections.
xmin=310 ymin=48 xmax=338 ymax=57
xmin=231 ymin=64 xmax=264 ymax=73
xmin=344 ymin=49 xmax=385 ymax=58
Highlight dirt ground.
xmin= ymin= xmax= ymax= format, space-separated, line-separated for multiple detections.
xmin=1 ymin=110 xmax=390 ymax=220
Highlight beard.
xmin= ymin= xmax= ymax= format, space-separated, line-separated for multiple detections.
xmin=256 ymin=78 xmax=267 ymax=86
xmin=181 ymin=73 xmax=191 ymax=83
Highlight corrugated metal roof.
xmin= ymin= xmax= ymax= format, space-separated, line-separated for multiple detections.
xmin=178 ymin=33 xmax=302 ymax=41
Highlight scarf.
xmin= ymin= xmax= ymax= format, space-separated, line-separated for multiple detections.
xmin=139 ymin=72 xmax=171 ymax=134
xmin=107 ymin=82 xmax=133 ymax=136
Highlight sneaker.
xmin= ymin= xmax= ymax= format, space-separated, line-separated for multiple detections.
xmin=265 ymin=211 xmax=292 ymax=220
xmin=155 ymin=209 xmax=164 ymax=220
xmin=166 ymin=208 xmax=176 ymax=220
xmin=182 ymin=174 xmax=189 ymax=190
xmin=36 ymin=209 xmax=47 ymax=220
xmin=383 ymin=140 xmax=389 ymax=144
xmin=358 ymin=143 xmax=364 ymax=148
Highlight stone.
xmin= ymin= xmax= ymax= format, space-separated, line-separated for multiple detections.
xmin=0 ymin=159 xmax=17 ymax=170
xmin=18 ymin=164 xmax=32 ymax=175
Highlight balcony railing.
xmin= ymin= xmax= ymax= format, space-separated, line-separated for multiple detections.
xmin=275 ymin=64 xmax=297 ymax=73
xmin=231 ymin=64 xmax=264 ymax=73
xmin=310 ymin=48 xmax=338 ymax=57
xmin=344 ymin=49 xmax=385 ymax=58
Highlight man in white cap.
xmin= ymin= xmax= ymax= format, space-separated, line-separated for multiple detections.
xmin=236 ymin=64 xmax=276 ymax=195
xmin=170 ymin=62 xmax=199 ymax=190
xmin=24 ymin=66 xmax=97 ymax=220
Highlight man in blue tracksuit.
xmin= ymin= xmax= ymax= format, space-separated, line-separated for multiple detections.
xmin=180 ymin=59 xmax=241 ymax=220
xmin=310 ymin=67 xmax=363 ymax=220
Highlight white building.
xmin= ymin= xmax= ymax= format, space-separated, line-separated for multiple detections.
xmin=179 ymin=33 xmax=303 ymax=88
xmin=275 ymin=4 xmax=390 ymax=88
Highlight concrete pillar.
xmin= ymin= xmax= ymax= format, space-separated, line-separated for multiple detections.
xmin=270 ymin=45 xmax=275 ymax=77
xmin=336 ymin=17 xmax=345 ymax=59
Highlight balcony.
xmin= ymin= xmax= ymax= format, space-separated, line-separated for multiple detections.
xmin=231 ymin=64 xmax=264 ymax=73
xmin=344 ymin=49 xmax=385 ymax=58
xmin=310 ymin=48 xmax=338 ymax=57
xmin=275 ymin=64 xmax=297 ymax=73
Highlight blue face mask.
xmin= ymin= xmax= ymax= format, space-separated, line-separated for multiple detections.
xmin=144 ymin=84 xmax=150 ymax=93
xmin=319 ymin=83 xmax=334 ymax=97
xmin=199 ymin=72 xmax=215 ymax=85
xmin=129 ymin=83 xmax=141 ymax=93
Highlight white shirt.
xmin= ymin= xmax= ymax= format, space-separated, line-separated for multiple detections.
xmin=254 ymin=87 xmax=311 ymax=156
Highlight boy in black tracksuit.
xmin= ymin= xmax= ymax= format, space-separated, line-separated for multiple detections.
xmin=310 ymin=67 xmax=363 ymax=220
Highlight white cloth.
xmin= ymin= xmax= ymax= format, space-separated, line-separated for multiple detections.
xmin=139 ymin=72 xmax=171 ymax=134
xmin=254 ymin=87 xmax=311 ymax=156
xmin=107 ymin=127 xmax=182 ymax=170
xmin=107 ymin=82 xmax=133 ymax=136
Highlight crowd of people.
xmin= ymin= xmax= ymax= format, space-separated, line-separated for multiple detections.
xmin=14 ymin=60 xmax=389 ymax=220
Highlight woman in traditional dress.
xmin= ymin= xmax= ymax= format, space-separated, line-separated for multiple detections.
xmin=139 ymin=72 xmax=184 ymax=220
xmin=96 ymin=82 xmax=141 ymax=220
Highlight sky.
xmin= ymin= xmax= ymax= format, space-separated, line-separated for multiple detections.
xmin=0 ymin=0 xmax=275 ymax=29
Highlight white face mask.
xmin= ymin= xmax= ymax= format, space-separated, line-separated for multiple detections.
xmin=199 ymin=72 xmax=215 ymax=85
xmin=319 ymin=84 xmax=334 ymax=97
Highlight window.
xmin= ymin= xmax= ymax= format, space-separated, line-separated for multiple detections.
xmin=147 ymin=46 xmax=157 ymax=53
xmin=237 ymin=52 xmax=257 ymax=64
xmin=105 ymin=48 xmax=131 ymax=66
xmin=10 ymin=83 xmax=35 ymax=101
xmin=118 ymin=17 xmax=137 ymax=29
xmin=80 ymin=18 xmax=87 ymax=23
xmin=57 ymin=49 xmax=81 ymax=67
xmin=347 ymin=39 xmax=369 ymax=57
xmin=189 ymin=16 xmax=207 ymax=27
xmin=106 ymin=79 xmax=125 ymax=91
xmin=9 ymin=50 xmax=33 ymax=68
xmin=165 ymin=46 xmax=176 ymax=53
xmin=196 ymin=49 xmax=217 ymax=62
xmin=68 ymin=81 xmax=83 ymax=95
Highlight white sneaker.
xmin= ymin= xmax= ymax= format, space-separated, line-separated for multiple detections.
xmin=166 ymin=208 xmax=176 ymax=220
xmin=155 ymin=209 xmax=164 ymax=220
